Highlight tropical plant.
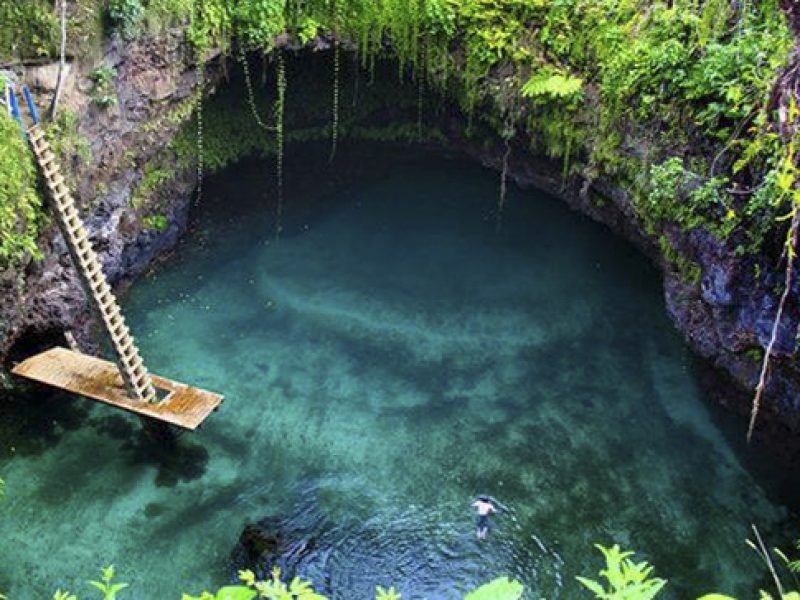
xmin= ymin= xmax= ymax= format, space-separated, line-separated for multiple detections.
xmin=89 ymin=64 xmax=118 ymax=108
xmin=87 ymin=566 xmax=129 ymax=600
xmin=107 ymin=0 xmax=144 ymax=40
xmin=0 ymin=110 xmax=43 ymax=266
xmin=375 ymin=586 xmax=401 ymax=600
xmin=464 ymin=576 xmax=524 ymax=600
xmin=179 ymin=570 xmax=524 ymax=600
xmin=521 ymin=67 xmax=584 ymax=101
xmin=576 ymin=544 xmax=667 ymax=600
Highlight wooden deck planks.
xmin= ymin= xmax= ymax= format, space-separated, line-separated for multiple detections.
xmin=12 ymin=347 xmax=223 ymax=430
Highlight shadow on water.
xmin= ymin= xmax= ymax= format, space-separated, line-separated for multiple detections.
xmin=89 ymin=414 xmax=210 ymax=487
xmin=0 ymin=383 xmax=89 ymax=459
xmin=694 ymin=359 xmax=800 ymax=518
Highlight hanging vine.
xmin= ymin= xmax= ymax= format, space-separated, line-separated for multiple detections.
xmin=195 ymin=66 xmax=205 ymax=205
xmin=193 ymin=0 xmax=205 ymax=206
xmin=496 ymin=94 xmax=518 ymax=232
xmin=496 ymin=131 xmax=512 ymax=233
xmin=748 ymin=210 xmax=799 ymax=442
xmin=746 ymin=72 xmax=800 ymax=443
xmin=239 ymin=45 xmax=273 ymax=132
xmin=274 ymin=51 xmax=286 ymax=240
xmin=417 ymin=39 xmax=425 ymax=142
xmin=329 ymin=0 xmax=341 ymax=164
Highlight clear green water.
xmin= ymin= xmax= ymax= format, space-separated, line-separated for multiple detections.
xmin=0 ymin=147 xmax=793 ymax=598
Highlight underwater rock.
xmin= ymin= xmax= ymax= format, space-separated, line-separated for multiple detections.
xmin=230 ymin=515 xmax=324 ymax=582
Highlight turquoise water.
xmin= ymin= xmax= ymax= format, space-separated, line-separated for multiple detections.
xmin=0 ymin=146 xmax=794 ymax=598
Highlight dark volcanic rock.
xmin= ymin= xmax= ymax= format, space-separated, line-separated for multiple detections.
xmin=0 ymin=32 xmax=219 ymax=365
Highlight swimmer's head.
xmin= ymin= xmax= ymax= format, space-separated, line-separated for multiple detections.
xmin=477 ymin=495 xmax=491 ymax=503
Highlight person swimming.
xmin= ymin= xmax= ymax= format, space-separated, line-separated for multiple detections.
xmin=471 ymin=495 xmax=497 ymax=540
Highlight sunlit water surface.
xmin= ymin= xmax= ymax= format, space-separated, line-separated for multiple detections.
xmin=0 ymin=147 xmax=793 ymax=599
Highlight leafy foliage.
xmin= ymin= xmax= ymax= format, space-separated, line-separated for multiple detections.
xmin=464 ymin=576 xmax=524 ymax=600
xmin=1 ymin=0 xmax=794 ymax=267
xmin=521 ymin=67 xmax=583 ymax=100
xmin=0 ymin=0 xmax=58 ymax=61
xmin=180 ymin=569 xmax=522 ymax=600
xmin=87 ymin=566 xmax=129 ymax=600
xmin=107 ymin=0 xmax=144 ymax=40
xmin=142 ymin=214 xmax=169 ymax=231
xmin=0 ymin=111 xmax=44 ymax=267
xmin=374 ymin=585 xmax=402 ymax=600
xmin=576 ymin=544 xmax=667 ymax=600
xmin=89 ymin=64 xmax=118 ymax=108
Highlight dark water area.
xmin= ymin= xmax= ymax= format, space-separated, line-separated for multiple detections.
xmin=0 ymin=143 xmax=796 ymax=599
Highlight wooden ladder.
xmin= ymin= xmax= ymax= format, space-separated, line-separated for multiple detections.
xmin=28 ymin=125 xmax=158 ymax=404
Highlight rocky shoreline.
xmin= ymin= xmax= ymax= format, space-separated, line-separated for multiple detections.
xmin=2 ymin=33 xmax=799 ymax=463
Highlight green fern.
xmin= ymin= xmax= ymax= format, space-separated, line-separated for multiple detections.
xmin=521 ymin=67 xmax=583 ymax=100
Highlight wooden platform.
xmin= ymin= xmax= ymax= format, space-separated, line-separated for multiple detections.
xmin=12 ymin=347 xmax=224 ymax=430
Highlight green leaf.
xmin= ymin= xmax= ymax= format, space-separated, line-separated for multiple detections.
xmin=575 ymin=576 xmax=607 ymax=597
xmin=464 ymin=577 xmax=524 ymax=600
xmin=522 ymin=67 xmax=584 ymax=100
xmin=376 ymin=585 xmax=402 ymax=600
xmin=214 ymin=586 xmax=257 ymax=600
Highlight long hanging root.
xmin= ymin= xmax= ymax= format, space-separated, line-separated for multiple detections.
xmin=329 ymin=36 xmax=340 ymax=164
xmin=417 ymin=41 xmax=425 ymax=142
xmin=239 ymin=45 xmax=273 ymax=131
xmin=329 ymin=0 xmax=340 ymax=164
xmin=195 ymin=61 xmax=205 ymax=205
xmin=496 ymin=110 xmax=515 ymax=232
xmin=747 ymin=209 xmax=800 ymax=443
xmin=496 ymin=137 xmax=512 ymax=233
xmin=274 ymin=52 xmax=286 ymax=241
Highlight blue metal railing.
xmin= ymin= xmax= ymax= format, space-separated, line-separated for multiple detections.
xmin=22 ymin=85 xmax=39 ymax=125
xmin=4 ymin=83 xmax=40 ymax=140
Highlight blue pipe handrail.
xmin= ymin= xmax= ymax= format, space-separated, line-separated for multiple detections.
xmin=8 ymin=85 xmax=25 ymax=138
xmin=22 ymin=85 xmax=39 ymax=126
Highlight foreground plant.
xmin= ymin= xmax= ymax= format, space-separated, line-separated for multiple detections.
xmin=183 ymin=569 xmax=523 ymax=600
xmin=87 ymin=566 xmax=128 ymax=600
xmin=700 ymin=526 xmax=800 ymax=600
xmin=576 ymin=544 xmax=667 ymax=600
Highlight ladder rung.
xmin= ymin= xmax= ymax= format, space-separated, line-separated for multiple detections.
xmin=105 ymin=308 xmax=123 ymax=325
xmin=99 ymin=296 xmax=115 ymax=312
xmin=123 ymin=351 xmax=140 ymax=367
xmin=118 ymin=338 xmax=134 ymax=355
xmin=40 ymin=153 xmax=55 ymax=167
xmin=85 ymin=264 xmax=101 ymax=279
xmin=51 ymin=173 xmax=65 ymax=188
xmin=76 ymin=248 xmax=92 ymax=264
xmin=109 ymin=320 xmax=127 ymax=337
xmin=102 ymin=305 xmax=122 ymax=323
xmin=95 ymin=282 xmax=112 ymax=298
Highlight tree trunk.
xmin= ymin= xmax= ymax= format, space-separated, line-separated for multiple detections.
xmin=49 ymin=0 xmax=67 ymax=121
